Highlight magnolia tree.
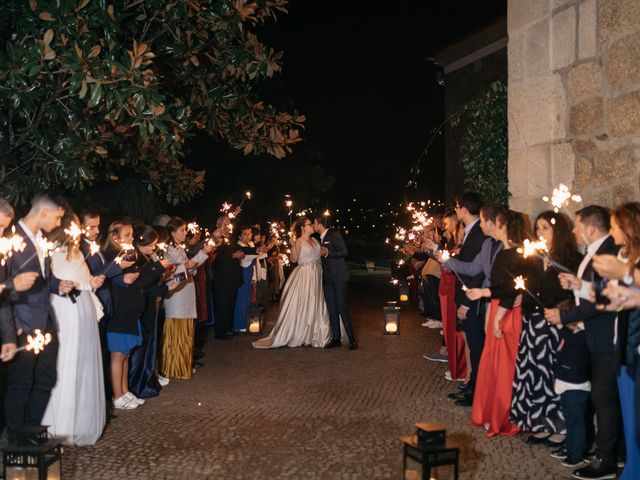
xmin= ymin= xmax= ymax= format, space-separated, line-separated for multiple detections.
xmin=0 ymin=0 xmax=304 ymax=205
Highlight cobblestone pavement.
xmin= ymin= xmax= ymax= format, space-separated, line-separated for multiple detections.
xmin=56 ymin=275 xmax=572 ymax=479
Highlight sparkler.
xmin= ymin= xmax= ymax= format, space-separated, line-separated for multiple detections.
xmin=64 ymin=221 xmax=83 ymax=246
xmin=438 ymin=249 xmax=469 ymax=291
xmin=102 ymin=242 xmax=135 ymax=276
xmin=513 ymin=274 xmax=546 ymax=308
xmin=187 ymin=222 xmax=200 ymax=235
xmin=0 ymin=229 xmax=27 ymax=266
xmin=542 ymin=183 xmax=583 ymax=214
xmin=516 ymin=238 xmax=574 ymax=273
xmin=14 ymin=329 xmax=52 ymax=355
xmin=238 ymin=191 xmax=252 ymax=208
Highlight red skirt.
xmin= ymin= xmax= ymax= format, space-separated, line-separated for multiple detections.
xmin=471 ymin=299 xmax=522 ymax=437
xmin=438 ymin=270 xmax=466 ymax=380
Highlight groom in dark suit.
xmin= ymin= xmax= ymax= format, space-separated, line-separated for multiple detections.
xmin=5 ymin=193 xmax=74 ymax=441
xmin=313 ymin=217 xmax=356 ymax=350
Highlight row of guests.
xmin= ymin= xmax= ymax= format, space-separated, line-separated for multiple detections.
xmin=0 ymin=193 xmax=286 ymax=446
xmin=404 ymin=192 xmax=639 ymax=480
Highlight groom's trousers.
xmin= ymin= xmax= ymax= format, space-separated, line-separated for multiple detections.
xmin=324 ymin=280 xmax=354 ymax=341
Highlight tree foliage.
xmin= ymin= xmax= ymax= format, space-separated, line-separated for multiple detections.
xmin=452 ymin=81 xmax=508 ymax=205
xmin=0 ymin=0 xmax=304 ymax=205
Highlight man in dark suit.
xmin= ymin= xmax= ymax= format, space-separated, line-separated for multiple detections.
xmin=545 ymin=205 xmax=620 ymax=480
xmin=0 ymin=197 xmax=39 ymax=434
xmin=5 ymin=193 xmax=75 ymax=441
xmin=451 ymin=192 xmax=487 ymax=406
xmin=313 ymin=217 xmax=356 ymax=350
xmin=212 ymin=216 xmax=244 ymax=339
xmin=78 ymin=208 xmax=129 ymax=404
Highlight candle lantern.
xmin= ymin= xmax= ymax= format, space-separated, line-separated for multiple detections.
xmin=3 ymin=426 xmax=63 ymax=480
xmin=247 ymin=306 xmax=265 ymax=334
xmin=383 ymin=304 xmax=400 ymax=334
xmin=399 ymin=281 xmax=410 ymax=303
xmin=402 ymin=422 xmax=459 ymax=480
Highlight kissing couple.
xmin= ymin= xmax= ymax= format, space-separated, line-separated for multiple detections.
xmin=252 ymin=215 xmax=357 ymax=350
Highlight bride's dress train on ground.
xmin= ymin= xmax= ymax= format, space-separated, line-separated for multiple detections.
xmin=252 ymin=240 xmax=331 ymax=348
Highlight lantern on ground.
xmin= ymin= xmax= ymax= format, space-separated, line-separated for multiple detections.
xmin=399 ymin=281 xmax=410 ymax=302
xmin=383 ymin=304 xmax=400 ymax=334
xmin=247 ymin=306 xmax=265 ymax=334
xmin=402 ymin=422 xmax=459 ymax=480
xmin=3 ymin=426 xmax=63 ymax=480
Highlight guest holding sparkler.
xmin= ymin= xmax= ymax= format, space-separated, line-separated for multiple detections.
xmin=510 ymin=211 xmax=581 ymax=446
xmin=212 ymin=216 xmax=244 ymax=340
xmin=79 ymin=208 xmax=132 ymax=405
xmin=129 ymin=225 xmax=179 ymax=398
xmin=544 ymin=205 xmax=620 ymax=480
xmin=591 ymin=203 xmax=640 ymax=480
xmin=42 ymin=211 xmax=106 ymax=445
xmin=445 ymin=192 xmax=488 ymax=406
xmin=466 ymin=209 xmax=528 ymax=437
xmin=0 ymin=197 xmax=39 ymax=436
xmin=103 ymin=220 xmax=145 ymax=410
xmin=161 ymin=217 xmax=213 ymax=379
xmin=428 ymin=204 xmax=506 ymax=395
xmin=5 ymin=193 xmax=75 ymax=442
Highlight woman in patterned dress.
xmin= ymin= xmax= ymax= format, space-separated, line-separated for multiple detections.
xmin=510 ymin=211 xmax=582 ymax=442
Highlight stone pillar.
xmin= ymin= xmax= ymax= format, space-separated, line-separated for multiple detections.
xmin=508 ymin=0 xmax=640 ymax=215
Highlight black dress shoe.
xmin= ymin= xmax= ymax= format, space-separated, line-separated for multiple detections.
xmin=193 ymin=361 xmax=204 ymax=369
xmin=454 ymin=394 xmax=473 ymax=407
xmin=447 ymin=392 xmax=464 ymax=401
xmin=324 ymin=339 xmax=341 ymax=349
xmin=525 ymin=434 xmax=551 ymax=445
xmin=571 ymin=457 xmax=617 ymax=479
xmin=349 ymin=340 xmax=358 ymax=350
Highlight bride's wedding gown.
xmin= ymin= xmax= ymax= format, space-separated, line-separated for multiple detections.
xmin=252 ymin=239 xmax=331 ymax=348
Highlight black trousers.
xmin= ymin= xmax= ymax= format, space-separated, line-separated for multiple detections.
xmin=213 ymin=281 xmax=238 ymax=337
xmin=98 ymin=315 xmax=112 ymax=401
xmin=323 ymin=280 xmax=354 ymax=342
xmin=5 ymin=318 xmax=59 ymax=441
xmin=463 ymin=300 xmax=486 ymax=395
xmin=590 ymin=351 xmax=620 ymax=464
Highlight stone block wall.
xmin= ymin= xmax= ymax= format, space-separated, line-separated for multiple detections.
xmin=508 ymin=0 xmax=640 ymax=215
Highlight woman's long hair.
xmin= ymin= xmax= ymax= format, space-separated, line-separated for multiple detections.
xmin=535 ymin=211 xmax=577 ymax=267
xmin=497 ymin=209 xmax=530 ymax=246
xmin=292 ymin=216 xmax=309 ymax=240
xmin=102 ymin=220 xmax=132 ymax=252
xmin=612 ymin=202 xmax=640 ymax=265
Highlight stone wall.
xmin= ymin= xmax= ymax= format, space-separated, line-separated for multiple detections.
xmin=508 ymin=0 xmax=640 ymax=215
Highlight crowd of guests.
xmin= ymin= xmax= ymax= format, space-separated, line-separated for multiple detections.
xmin=0 ymin=193 xmax=287 ymax=446
xmin=401 ymin=191 xmax=639 ymax=480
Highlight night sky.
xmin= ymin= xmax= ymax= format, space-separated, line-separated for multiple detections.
xmin=259 ymin=0 xmax=507 ymax=206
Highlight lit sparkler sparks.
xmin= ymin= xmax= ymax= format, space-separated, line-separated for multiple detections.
xmin=542 ymin=183 xmax=583 ymax=213
xmin=517 ymin=238 xmax=549 ymax=259
xmin=0 ymin=230 xmax=26 ymax=266
xmin=514 ymin=275 xmax=526 ymax=291
xmin=64 ymin=221 xmax=83 ymax=244
xmin=440 ymin=250 xmax=450 ymax=262
xmin=15 ymin=329 xmax=52 ymax=355
xmin=187 ymin=222 xmax=200 ymax=235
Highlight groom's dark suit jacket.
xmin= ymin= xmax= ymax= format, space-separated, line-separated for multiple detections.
xmin=7 ymin=223 xmax=60 ymax=334
xmin=320 ymin=229 xmax=348 ymax=283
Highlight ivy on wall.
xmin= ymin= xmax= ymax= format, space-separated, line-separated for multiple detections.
xmin=452 ymin=81 xmax=509 ymax=205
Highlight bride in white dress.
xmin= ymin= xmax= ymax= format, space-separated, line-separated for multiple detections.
xmin=252 ymin=217 xmax=331 ymax=349
xmin=42 ymin=213 xmax=106 ymax=446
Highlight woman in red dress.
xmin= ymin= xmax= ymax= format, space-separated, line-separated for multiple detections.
xmin=466 ymin=210 xmax=529 ymax=437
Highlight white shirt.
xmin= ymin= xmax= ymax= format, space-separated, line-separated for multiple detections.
xmin=462 ymin=218 xmax=479 ymax=245
xmin=19 ymin=219 xmax=45 ymax=275
xmin=574 ymin=234 xmax=610 ymax=304
xmin=320 ymin=229 xmax=328 ymax=244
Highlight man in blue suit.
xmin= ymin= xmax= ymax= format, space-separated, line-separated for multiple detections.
xmin=5 ymin=193 xmax=75 ymax=441
xmin=313 ymin=217 xmax=356 ymax=350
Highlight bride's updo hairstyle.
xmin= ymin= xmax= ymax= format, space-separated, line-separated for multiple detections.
xmin=292 ymin=216 xmax=310 ymax=239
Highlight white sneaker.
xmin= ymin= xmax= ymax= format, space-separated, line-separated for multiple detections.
xmin=158 ymin=375 xmax=170 ymax=387
xmin=444 ymin=371 xmax=466 ymax=382
xmin=421 ymin=318 xmax=437 ymax=327
xmin=113 ymin=395 xmax=138 ymax=410
xmin=427 ymin=320 xmax=443 ymax=329
xmin=124 ymin=391 xmax=145 ymax=405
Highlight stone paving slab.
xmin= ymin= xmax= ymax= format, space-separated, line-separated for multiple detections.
xmin=49 ymin=276 xmax=573 ymax=479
